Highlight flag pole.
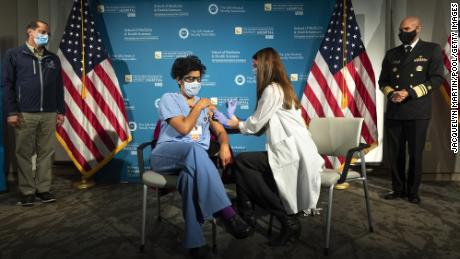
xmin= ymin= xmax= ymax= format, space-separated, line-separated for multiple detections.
xmin=80 ymin=0 xmax=87 ymax=99
xmin=72 ymin=0 xmax=95 ymax=190
xmin=336 ymin=0 xmax=350 ymax=190
xmin=341 ymin=0 xmax=348 ymax=109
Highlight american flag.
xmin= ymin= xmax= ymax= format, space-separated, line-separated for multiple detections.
xmin=56 ymin=0 xmax=131 ymax=176
xmin=300 ymin=0 xmax=377 ymax=168
xmin=441 ymin=35 xmax=457 ymax=105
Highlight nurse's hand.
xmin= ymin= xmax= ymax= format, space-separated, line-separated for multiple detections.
xmin=212 ymin=110 xmax=229 ymax=126
xmin=226 ymin=99 xmax=238 ymax=118
xmin=219 ymin=143 xmax=232 ymax=168
xmin=226 ymin=115 xmax=239 ymax=129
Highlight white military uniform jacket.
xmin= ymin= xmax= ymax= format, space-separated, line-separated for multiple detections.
xmin=238 ymin=83 xmax=324 ymax=214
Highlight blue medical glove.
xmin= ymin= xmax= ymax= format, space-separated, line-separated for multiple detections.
xmin=226 ymin=99 xmax=238 ymax=118
xmin=213 ymin=110 xmax=229 ymax=126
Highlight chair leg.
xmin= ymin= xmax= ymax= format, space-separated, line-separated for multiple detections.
xmin=156 ymin=188 xmax=162 ymax=221
xmin=268 ymin=214 xmax=274 ymax=235
xmin=362 ymin=178 xmax=374 ymax=232
xmin=360 ymin=158 xmax=374 ymax=233
xmin=212 ymin=218 xmax=217 ymax=254
xmin=324 ymin=184 xmax=335 ymax=256
xmin=140 ymin=184 xmax=147 ymax=252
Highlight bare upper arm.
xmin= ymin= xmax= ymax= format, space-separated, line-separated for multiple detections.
xmin=167 ymin=115 xmax=188 ymax=135
xmin=210 ymin=119 xmax=225 ymax=138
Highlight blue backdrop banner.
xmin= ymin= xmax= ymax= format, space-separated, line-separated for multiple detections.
xmin=92 ymin=0 xmax=336 ymax=183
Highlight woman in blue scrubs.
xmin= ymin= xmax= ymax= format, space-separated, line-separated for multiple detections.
xmin=149 ymin=55 xmax=252 ymax=257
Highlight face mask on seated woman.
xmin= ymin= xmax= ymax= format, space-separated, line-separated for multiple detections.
xmin=184 ymin=81 xmax=201 ymax=97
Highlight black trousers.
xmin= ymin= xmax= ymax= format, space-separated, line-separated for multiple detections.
xmin=233 ymin=152 xmax=287 ymax=218
xmin=386 ymin=119 xmax=429 ymax=196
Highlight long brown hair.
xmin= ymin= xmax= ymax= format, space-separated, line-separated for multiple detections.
xmin=252 ymin=47 xmax=301 ymax=110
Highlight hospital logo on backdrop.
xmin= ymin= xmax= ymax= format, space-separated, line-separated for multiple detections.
xmin=179 ymin=27 xmax=215 ymax=38
xmin=97 ymin=4 xmax=136 ymax=17
xmin=154 ymin=50 xmax=193 ymax=60
xmin=290 ymin=73 xmax=308 ymax=83
xmin=208 ymin=4 xmax=219 ymax=15
xmin=234 ymin=27 xmax=243 ymax=35
xmin=125 ymin=74 xmax=133 ymax=83
xmin=154 ymin=51 xmax=162 ymax=59
xmin=234 ymin=75 xmax=246 ymax=86
xmin=264 ymin=3 xmax=272 ymax=12
xmin=210 ymin=3 xmax=245 ymax=14
xmin=234 ymin=26 xmax=274 ymax=39
xmin=179 ymin=28 xmax=189 ymax=39
xmin=128 ymin=121 xmax=137 ymax=131
xmin=263 ymin=3 xmax=303 ymax=15
xmin=124 ymin=74 xmax=163 ymax=87
xmin=154 ymin=98 xmax=161 ymax=109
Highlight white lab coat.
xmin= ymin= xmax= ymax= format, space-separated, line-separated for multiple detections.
xmin=238 ymin=83 xmax=323 ymax=214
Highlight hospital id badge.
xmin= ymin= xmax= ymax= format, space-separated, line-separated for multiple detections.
xmin=191 ymin=126 xmax=202 ymax=141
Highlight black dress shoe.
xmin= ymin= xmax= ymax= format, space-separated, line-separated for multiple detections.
xmin=36 ymin=192 xmax=56 ymax=203
xmin=269 ymin=214 xmax=301 ymax=246
xmin=241 ymin=210 xmax=257 ymax=227
xmin=383 ymin=192 xmax=406 ymax=200
xmin=408 ymin=195 xmax=421 ymax=204
xmin=20 ymin=194 xmax=35 ymax=206
xmin=224 ymin=214 xmax=254 ymax=239
xmin=238 ymin=201 xmax=257 ymax=227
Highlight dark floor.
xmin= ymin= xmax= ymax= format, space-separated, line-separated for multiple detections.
xmin=0 ymin=165 xmax=459 ymax=259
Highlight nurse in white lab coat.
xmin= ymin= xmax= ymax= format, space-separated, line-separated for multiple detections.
xmin=213 ymin=47 xmax=324 ymax=246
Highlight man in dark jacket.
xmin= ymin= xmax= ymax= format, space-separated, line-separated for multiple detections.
xmin=379 ymin=16 xmax=443 ymax=204
xmin=3 ymin=20 xmax=65 ymax=206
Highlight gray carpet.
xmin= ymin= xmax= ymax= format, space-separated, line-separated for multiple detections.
xmin=0 ymin=165 xmax=459 ymax=259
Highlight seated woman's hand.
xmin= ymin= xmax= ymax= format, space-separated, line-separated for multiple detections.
xmin=219 ymin=143 xmax=232 ymax=168
xmin=196 ymin=98 xmax=212 ymax=110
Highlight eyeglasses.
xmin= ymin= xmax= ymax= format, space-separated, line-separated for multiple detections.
xmin=183 ymin=76 xmax=201 ymax=83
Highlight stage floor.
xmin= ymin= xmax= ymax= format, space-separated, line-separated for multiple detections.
xmin=1 ymin=165 xmax=459 ymax=259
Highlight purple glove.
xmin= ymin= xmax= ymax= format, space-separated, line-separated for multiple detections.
xmin=213 ymin=110 xmax=229 ymax=127
xmin=226 ymin=98 xmax=238 ymax=118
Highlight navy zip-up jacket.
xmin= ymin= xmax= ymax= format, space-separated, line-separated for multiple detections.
xmin=2 ymin=44 xmax=65 ymax=116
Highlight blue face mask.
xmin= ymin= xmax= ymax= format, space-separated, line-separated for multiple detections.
xmin=184 ymin=81 xmax=201 ymax=97
xmin=34 ymin=33 xmax=49 ymax=46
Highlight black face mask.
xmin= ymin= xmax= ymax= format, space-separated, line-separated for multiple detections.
xmin=398 ymin=30 xmax=417 ymax=45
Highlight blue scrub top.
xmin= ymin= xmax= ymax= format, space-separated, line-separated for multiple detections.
xmin=156 ymin=92 xmax=211 ymax=150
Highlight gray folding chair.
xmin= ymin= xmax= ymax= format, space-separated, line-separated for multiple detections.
xmin=309 ymin=117 xmax=374 ymax=255
xmin=137 ymin=140 xmax=217 ymax=253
